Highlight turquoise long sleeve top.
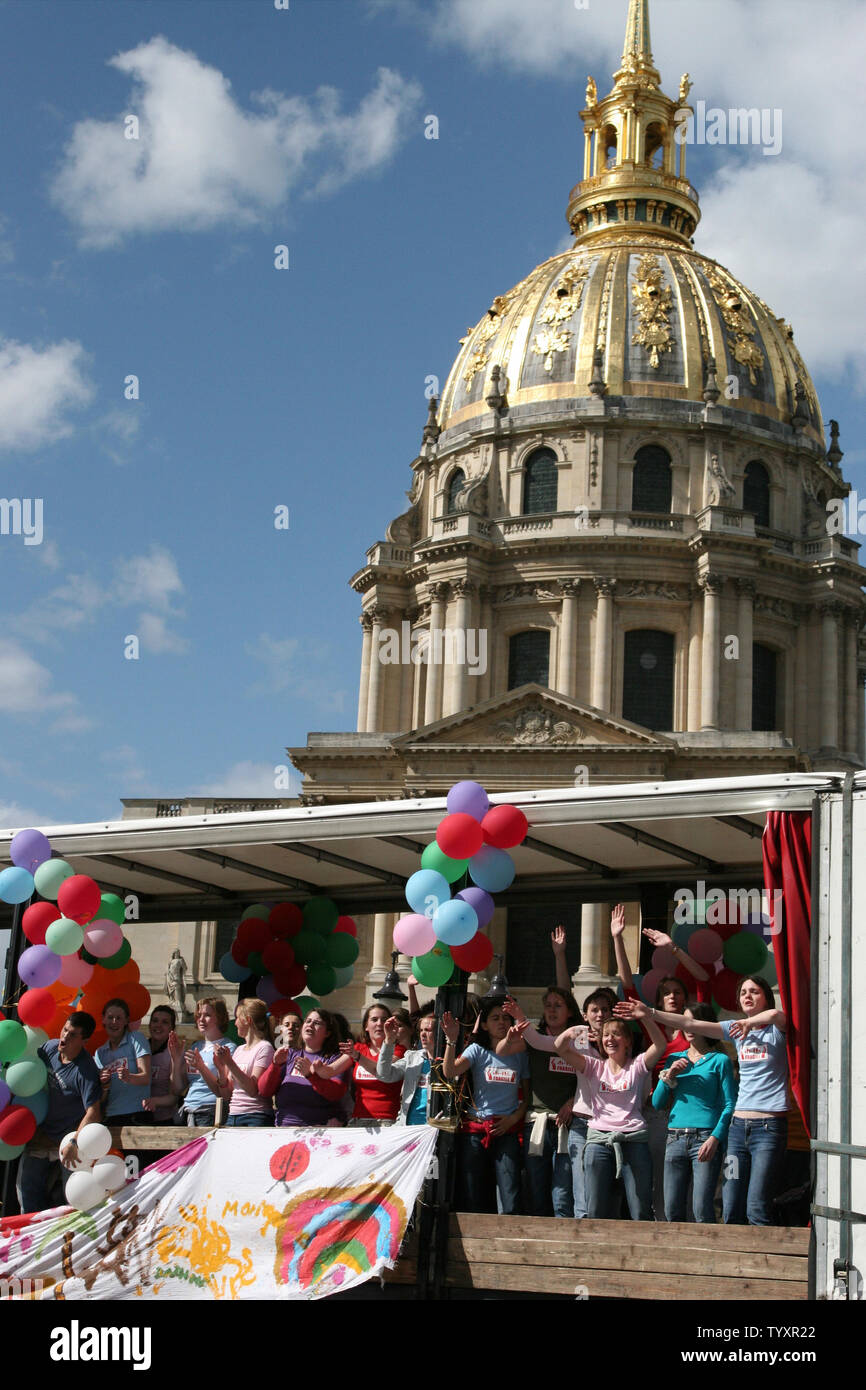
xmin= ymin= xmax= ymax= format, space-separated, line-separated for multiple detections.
xmin=651 ymin=1048 xmax=737 ymax=1144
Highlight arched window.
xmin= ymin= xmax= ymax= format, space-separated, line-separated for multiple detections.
xmin=631 ymin=445 xmax=672 ymax=514
xmin=602 ymin=124 xmax=618 ymax=169
xmin=644 ymin=122 xmax=665 ymax=169
xmin=623 ymin=630 xmax=674 ymax=730
xmin=522 ymin=448 xmax=558 ymax=515
xmin=752 ymin=643 xmax=778 ymax=731
xmin=446 ymin=469 xmax=465 ymax=515
xmin=743 ymin=460 xmax=771 ymax=529
xmin=508 ymin=630 xmax=550 ymax=690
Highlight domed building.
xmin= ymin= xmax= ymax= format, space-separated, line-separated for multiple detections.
xmin=289 ymin=0 xmax=865 ymax=995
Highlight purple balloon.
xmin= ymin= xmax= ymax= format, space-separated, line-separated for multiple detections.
xmin=10 ymin=828 xmax=53 ymax=874
xmin=455 ymin=886 xmax=495 ymax=928
xmin=0 ymin=1079 xmax=11 ymax=1113
xmin=446 ymin=780 xmax=490 ymax=821
xmin=18 ymin=944 xmax=62 ymax=989
xmin=256 ymin=974 xmax=282 ymax=1005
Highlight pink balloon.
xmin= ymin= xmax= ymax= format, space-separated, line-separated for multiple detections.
xmin=688 ymin=928 xmax=724 ymax=964
xmin=640 ymin=968 xmax=665 ymax=1004
xmin=651 ymin=946 xmax=677 ymax=973
xmin=59 ymin=953 xmax=93 ymax=988
xmin=393 ymin=913 xmax=437 ymax=957
xmin=83 ymin=919 xmax=124 ymax=958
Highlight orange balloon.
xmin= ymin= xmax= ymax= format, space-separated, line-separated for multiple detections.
xmin=48 ymin=978 xmax=76 ymax=1003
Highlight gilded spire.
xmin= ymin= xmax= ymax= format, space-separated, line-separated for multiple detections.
xmin=621 ymin=0 xmax=653 ymax=70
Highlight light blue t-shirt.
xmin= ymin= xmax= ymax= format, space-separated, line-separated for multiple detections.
xmin=95 ymin=1031 xmax=151 ymax=1117
xmin=720 ymin=1021 xmax=788 ymax=1113
xmin=184 ymin=1037 xmax=236 ymax=1112
xmin=462 ymin=1042 xmax=529 ymax=1119
xmin=408 ymin=1056 xmax=431 ymax=1126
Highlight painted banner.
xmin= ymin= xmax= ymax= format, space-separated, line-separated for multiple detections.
xmin=0 ymin=1124 xmax=437 ymax=1300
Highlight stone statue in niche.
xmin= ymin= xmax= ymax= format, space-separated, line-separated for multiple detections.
xmin=164 ymin=948 xmax=189 ymax=1020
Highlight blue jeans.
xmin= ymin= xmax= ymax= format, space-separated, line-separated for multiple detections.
xmin=524 ymin=1118 xmax=574 ymax=1218
xmin=664 ymin=1128 xmax=722 ymax=1223
xmin=457 ymin=1129 xmax=522 ymax=1215
xmin=583 ymin=1133 xmax=653 ymax=1220
xmin=568 ymin=1116 xmax=588 ymax=1219
xmin=17 ymin=1152 xmax=71 ymax=1214
xmin=723 ymin=1116 xmax=787 ymax=1225
xmin=226 ymin=1112 xmax=273 ymax=1127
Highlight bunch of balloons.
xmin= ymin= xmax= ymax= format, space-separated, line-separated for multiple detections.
xmin=393 ymin=781 xmax=528 ymax=988
xmin=633 ymin=896 xmax=777 ymax=1013
xmin=58 ymin=1122 xmax=128 ymax=1211
xmin=218 ymin=899 xmax=359 ymax=1020
xmin=0 ymin=1015 xmax=52 ymax=1162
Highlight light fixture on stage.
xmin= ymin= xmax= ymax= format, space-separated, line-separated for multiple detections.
xmin=484 ymin=954 xmax=509 ymax=1002
xmin=373 ymin=951 xmax=408 ymax=1003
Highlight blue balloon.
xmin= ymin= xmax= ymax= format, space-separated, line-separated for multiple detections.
xmin=406 ymin=869 xmax=450 ymax=918
xmin=0 ymin=866 xmax=35 ymax=905
xmin=219 ymin=951 xmax=252 ymax=984
xmin=432 ymin=899 xmax=478 ymax=947
xmin=468 ymin=846 xmax=515 ymax=894
xmin=15 ymin=1087 xmax=49 ymax=1125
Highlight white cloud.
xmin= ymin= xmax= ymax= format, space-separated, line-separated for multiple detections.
xmin=0 ymin=801 xmax=53 ymax=832
xmin=194 ymin=759 xmax=299 ymax=798
xmin=0 ymin=637 xmax=80 ymax=720
xmin=246 ymin=633 xmax=348 ymax=712
xmin=50 ymin=37 xmax=422 ymax=247
xmin=115 ymin=544 xmax=182 ymax=611
xmin=0 ymin=337 xmax=93 ymax=451
xmin=137 ymin=611 xmax=188 ymax=654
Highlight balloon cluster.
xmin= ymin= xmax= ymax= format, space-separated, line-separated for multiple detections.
xmin=58 ymin=1123 xmax=127 ymax=1211
xmin=393 ymin=781 xmax=528 ymax=988
xmin=635 ymin=897 xmax=777 ymax=1013
xmin=218 ymin=899 xmax=359 ymax=1021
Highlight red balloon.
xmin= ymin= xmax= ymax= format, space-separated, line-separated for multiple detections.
xmin=272 ymin=962 xmax=307 ymax=999
xmin=481 ymin=804 xmax=528 ymax=850
xmin=436 ymin=812 xmax=484 ymax=860
xmin=22 ymin=902 xmax=61 ymax=945
xmin=0 ymin=1104 xmax=37 ymax=1147
xmin=85 ymin=1026 xmax=108 ymax=1056
xmin=237 ymin=918 xmax=271 ymax=954
xmin=18 ymin=988 xmax=56 ymax=1028
xmin=56 ymin=874 xmax=102 ymax=926
xmin=334 ymin=916 xmax=357 ymax=937
xmin=262 ymin=940 xmax=296 ymax=975
xmin=124 ymin=984 xmax=151 ymax=1021
xmin=230 ymin=938 xmax=250 ymax=966
xmin=269 ymin=997 xmax=302 ymax=1020
xmin=269 ymin=903 xmax=304 ymax=939
xmin=112 ymin=960 xmax=141 ymax=986
xmin=711 ymin=968 xmax=741 ymax=1012
xmin=451 ymin=932 xmax=494 ymax=974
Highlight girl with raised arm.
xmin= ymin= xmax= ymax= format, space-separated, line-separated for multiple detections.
xmin=376 ymin=1010 xmax=437 ymax=1125
xmin=214 ymin=998 xmax=275 ymax=1127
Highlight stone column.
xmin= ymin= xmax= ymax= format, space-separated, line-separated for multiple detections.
xmin=735 ymin=579 xmax=755 ymax=730
xmin=844 ymin=611 xmax=859 ymax=755
xmin=478 ymin=585 xmax=494 ymax=703
xmin=365 ymin=911 xmax=395 ymax=998
xmin=591 ymin=578 xmax=616 ymax=710
xmin=687 ymin=584 xmax=702 ymax=730
xmin=583 ymin=129 xmax=593 ymax=180
xmin=859 ymin=671 xmax=866 ymax=765
xmin=700 ymin=572 xmax=724 ymax=731
xmin=559 ymin=579 xmax=579 ymax=699
xmin=574 ymin=902 xmax=617 ymax=991
xmin=398 ymin=617 xmax=416 ymax=731
xmin=445 ymin=579 xmax=476 ymax=716
xmin=793 ymin=604 xmax=810 ymax=747
xmin=424 ymin=582 xmax=449 ymax=725
xmin=365 ymin=605 xmax=389 ymax=733
xmin=820 ymin=602 xmax=840 ymax=748
xmin=356 ymin=612 xmax=373 ymax=732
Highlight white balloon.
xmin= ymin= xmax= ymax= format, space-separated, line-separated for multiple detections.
xmin=22 ymin=1027 xmax=49 ymax=1057
xmin=91 ymin=1155 xmax=127 ymax=1192
xmin=65 ymin=1169 xmax=109 ymax=1212
xmin=60 ymin=1131 xmax=79 ymax=1154
xmin=75 ymin=1122 xmax=112 ymax=1164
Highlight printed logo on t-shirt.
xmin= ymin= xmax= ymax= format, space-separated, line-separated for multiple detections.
xmin=740 ymin=1044 xmax=769 ymax=1063
xmin=599 ymin=1072 xmax=629 ymax=1093
xmin=548 ymin=1056 xmax=574 ymax=1074
xmin=355 ymin=1063 xmax=375 ymax=1083
xmin=484 ymin=1065 xmax=517 ymax=1085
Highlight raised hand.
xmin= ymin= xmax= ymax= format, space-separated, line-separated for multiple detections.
xmin=383 ymin=1016 xmax=400 ymax=1040
xmin=168 ymin=1031 xmax=184 ymax=1060
xmin=503 ymin=995 xmax=527 ymax=1025
xmin=551 ymin=925 xmax=566 ymax=954
xmin=614 ymin=998 xmax=643 ymax=1020
xmin=442 ymin=1011 xmax=460 ymax=1045
xmin=642 ymin=927 xmax=673 ymax=949
xmin=610 ymin=903 xmax=626 ymax=938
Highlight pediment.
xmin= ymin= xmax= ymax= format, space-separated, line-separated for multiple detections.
xmin=393 ymin=685 xmax=673 ymax=749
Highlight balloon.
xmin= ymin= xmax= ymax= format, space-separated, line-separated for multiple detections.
xmin=65 ymin=1169 xmax=109 ymax=1212
xmin=75 ymin=1122 xmax=112 ymax=1163
xmin=762 ymin=949 xmax=779 ymax=988
xmin=6 ymin=1056 xmax=48 ymax=1097
xmin=303 ymin=898 xmax=339 ymax=936
xmin=723 ymin=932 xmax=768 ymax=975
xmin=406 ymin=869 xmax=450 ymax=918
xmin=84 ymin=920 xmax=124 ymax=958
xmin=293 ymin=995 xmax=321 ymax=1018
xmin=412 ymin=945 xmax=455 ymax=988
xmin=33 ymin=858 xmax=74 ymax=900
xmin=455 ymin=886 xmax=495 ymax=928
xmin=0 ymin=1019 xmax=27 ymax=1063
xmin=0 ymin=866 xmax=34 ymax=904
xmin=246 ymin=951 xmax=265 ymax=976
xmin=224 ymin=1021 xmax=240 ymax=1045
xmin=421 ymin=842 xmax=469 ymax=884
xmin=291 ymin=931 xmax=326 ymax=966
xmin=91 ymin=1154 xmax=128 ymax=1192
xmin=273 ymin=963 xmax=307 ymax=999
xmin=268 ymin=997 xmax=302 ymax=1020
xmin=101 ymin=939 xmax=132 ymax=970
xmin=45 ymin=916 xmax=85 ymax=957
xmin=0 ymin=1141 xmax=25 ymax=1162
xmin=123 ymin=985 xmax=151 ymax=1021
xmin=238 ymin=918 xmax=271 ymax=954
xmin=333 ymin=916 xmax=357 ymax=937
xmin=688 ymin=928 xmax=724 ymax=965
xmin=15 ymin=1089 xmax=49 ymax=1125
xmin=436 ymin=813 xmax=484 ymax=861
xmin=306 ymin=963 xmax=337 ymax=996
xmin=241 ymin=903 xmax=272 ymax=921
xmin=256 ymin=975 xmax=283 ymax=1005
xmin=18 ymin=944 xmax=62 ymax=989
xmin=269 ymin=903 xmax=304 ymax=938
xmin=711 ymin=968 xmax=741 ymax=1011
xmin=262 ymin=940 xmax=296 ymax=975
xmin=230 ymin=938 xmax=250 ymax=966
xmin=332 ymin=965 xmax=355 ymax=989
xmin=0 ymin=1079 xmax=10 ymax=1111
xmin=0 ymin=1104 xmax=37 ymax=1146
xmin=22 ymin=901 xmax=60 ymax=945
xmin=451 ymin=932 xmax=495 ymax=974
xmin=219 ymin=951 xmax=251 ymax=984
xmin=57 ymin=874 xmax=102 ymax=925
xmin=325 ymin=933 xmax=359 ymax=968
xmin=18 ymin=989 xmax=57 ymax=1029
xmin=639 ymin=969 xmax=666 ymax=1005
xmin=741 ymin=911 xmax=770 ymax=939
xmin=84 ymin=1027 xmax=108 ymax=1056
xmin=393 ymin=913 xmax=437 ymax=957
xmin=112 ymin=959 xmax=140 ymax=986
xmin=98 ymin=893 xmax=127 ymax=926
xmin=60 ymin=953 xmax=93 ymax=988
xmin=468 ymin=846 xmax=515 ymax=894
xmin=10 ymin=828 xmax=53 ymax=873
xmin=432 ymin=899 xmax=479 ymax=947
xmin=481 ymin=804 xmax=528 ymax=849
xmin=651 ymin=945 xmax=677 ymax=973
xmin=22 ymin=1026 xmax=49 ymax=1056
xmin=447 ymin=780 xmax=490 ymax=821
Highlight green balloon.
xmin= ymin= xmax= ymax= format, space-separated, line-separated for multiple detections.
xmin=723 ymin=932 xmax=768 ymax=974
xmin=242 ymin=903 xmax=271 ymax=921
xmin=0 ymin=1140 xmax=25 ymax=1161
xmin=102 ymin=938 xmax=132 ymax=970
xmin=421 ymin=842 xmax=469 ymax=884
xmin=293 ymin=994 xmax=321 ymax=1018
xmin=81 ymin=948 xmax=97 ymax=965
xmin=224 ymin=1021 xmax=240 ymax=1045
xmin=99 ymin=893 xmax=126 ymax=927
xmin=6 ymin=1056 xmax=48 ymax=1097
xmin=303 ymin=898 xmax=339 ymax=936
xmin=33 ymin=858 xmax=74 ymax=901
xmin=306 ymin=963 xmax=337 ymax=996
xmin=22 ymin=1026 xmax=49 ymax=1057
xmin=46 ymin=916 xmax=85 ymax=957
xmin=325 ymin=933 xmax=360 ymax=968
xmin=412 ymin=945 xmax=455 ymax=988
xmin=0 ymin=1019 xmax=27 ymax=1064
xmin=332 ymin=965 xmax=354 ymax=989
xmin=292 ymin=931 xmax=326 ymax=966
xmin=246 ymin=951 xmax=265 ymax=976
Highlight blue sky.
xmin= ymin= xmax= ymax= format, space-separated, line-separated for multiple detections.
xmin=1 ymin=0 xmax=864 ymax=829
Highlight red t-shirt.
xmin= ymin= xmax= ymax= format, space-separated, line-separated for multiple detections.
xmin=351 ymin=1042 xmax=404 ymax=1121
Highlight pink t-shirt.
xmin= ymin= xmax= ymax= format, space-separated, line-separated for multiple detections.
xmin=581 ymin=1052 xmax=649 ymax=1133
xmin=228 ymin=1039 xmax=275 ymax=1116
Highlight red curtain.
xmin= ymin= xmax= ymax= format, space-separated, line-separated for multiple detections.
xmin=762 ymin=811 xmax=812 ymax=1134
